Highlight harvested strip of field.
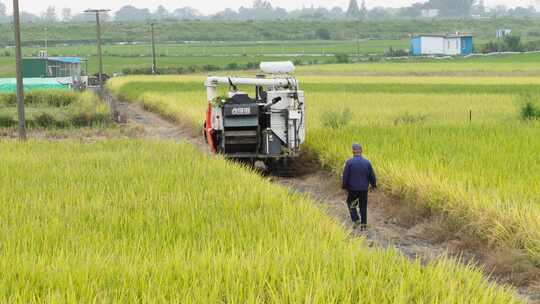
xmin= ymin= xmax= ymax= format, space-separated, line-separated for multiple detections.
xmin=0 ymin=141 xmax=520 ymax=302
xmin=0 ymin=90 xmax=109 ymax=129
xmin=108 ymin=75 xmax=540 ymax=265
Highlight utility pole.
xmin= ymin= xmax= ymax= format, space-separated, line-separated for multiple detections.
xmin=13 ymin=0 xmax=26 ymax=140
xmin=150 ymin=22 xmax=157 ymax=74
xmin=44 ymin=27 xmax=48 ymax=56
xmin=84 ymin=9 xmax=109 ymax=96
xmin=356 ymin=19 xmax=360 ymax=58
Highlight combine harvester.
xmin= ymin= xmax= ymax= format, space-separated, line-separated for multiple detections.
xmin=203 ymin=62 xmax=305 ymax=175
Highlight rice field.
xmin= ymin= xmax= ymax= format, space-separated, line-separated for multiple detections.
xmin=296 ymin=54 xmax=540 ymax=76
xmin=0 ymin=140 xmax=520 ymax=302
xmin=108 ymin=72 xmax=540 ymax=265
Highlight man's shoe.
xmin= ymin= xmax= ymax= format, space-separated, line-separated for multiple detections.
xmin=360 ymin=224 xmax=368 ymax=231
xmin=352 ymin=221 xmax=360 ymax=230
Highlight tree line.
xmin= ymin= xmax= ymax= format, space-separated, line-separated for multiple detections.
xmin=0 ymin=0 xmax=538 ymax=24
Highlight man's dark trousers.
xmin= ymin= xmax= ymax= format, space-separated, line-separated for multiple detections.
xmin=347 ymin=191 xmax=368 ymax=225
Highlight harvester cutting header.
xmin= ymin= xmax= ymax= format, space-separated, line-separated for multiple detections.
xmin=203 ymin=61 xmax=305 ymax=172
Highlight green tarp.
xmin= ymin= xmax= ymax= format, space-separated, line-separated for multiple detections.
xmin=0 ymin=78 xmax=70 ymax=93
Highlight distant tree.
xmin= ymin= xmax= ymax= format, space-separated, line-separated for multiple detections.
xmin=273 ymin=7 xmax=288 ymax=19
xmin=504 ymin=35 xmax=524 ymax=52
xmin=360 ymin=0 xmax=368 ymax=19
xmin=481 ymin=35 xmax=525 ymax=53
xmin=115 ymin=5 xmax=152 ymax=22
xmin=173 ymin=7 xmax=201 ymax=20
xmin=291 ymin=6 xmax=334 ymax=19
xmin=493 ymin=5 xmax=508 ymax=16
xmin=154 ymin=5 xmax=170 ymax=20
xmin=330 ymin=6 xmax=345 ymax=19
xmin=253 ymin=0 xmax=272 ymax=10
xmin=424 ymin=0 xmax=474 ymax=17
xmin=20 ymin=11 xmax=41 ymax=22
xmin=212 ymin=8 xmax=238 ymax=20
xmin=71 ymin=13 xmax=96 ymax=22
xmin=399 ymin=3 xmax=423 ymax=18
xmin=231 ymin=0 xmax=287 ymax=20
xmin=62 ymin=8 xmax=72 ymax=22
xmin=71 ymin=11 xmax=110 ymax=22
xmin=471 ymin=0 xmax=486 ymax=15
xmin=43 ymin=6 xmax=58 ymax=22
xmin=0 ymin=1 xmax=7 ymax=23
xmin=335 ymin=53 xmax=350 ymax=63
xmin=346 ymin=0 xmax=361 ymax=19
xmin=368 ymin=7 xmax=391 ymax=20
xmin=315 ymin=28 xmax=331 ymax=40
xmin=507 ymin=6 xmax=536 ymax=17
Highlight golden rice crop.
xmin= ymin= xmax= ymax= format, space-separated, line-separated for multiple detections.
xmin=108 ymin=74 xmax=540 ymax=264
xmin=296 ymin=61 xmax=540 ymax=76
xmin=0 ymin=140 xmax=520 ymax=302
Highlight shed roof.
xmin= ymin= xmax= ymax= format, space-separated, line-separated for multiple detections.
xmin=48 ymin=57 xmax=82 ymax=64
xmin=22 ymin=57 xmax=82 ymax=64
xmin=0 ymin=78 xmax=70 ymax=93
xmin=413 ymin=34 xmax=473 ymax=38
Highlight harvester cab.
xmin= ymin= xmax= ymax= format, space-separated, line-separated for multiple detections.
xmin=203 ymin=61 xmax=305 ymax=173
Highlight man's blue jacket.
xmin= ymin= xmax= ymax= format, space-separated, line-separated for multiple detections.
xmin=342 ymin=155 xmax=377 ymax=192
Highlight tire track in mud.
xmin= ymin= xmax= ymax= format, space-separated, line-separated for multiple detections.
xmin=112 ymin=93 xmax=539 ymax=303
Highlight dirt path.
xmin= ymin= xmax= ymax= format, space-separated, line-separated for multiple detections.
xmin=114 ymin=96 xmax=539 ymax=303
xmin=115 ymin=100 xmax=209 ymax=152
xmin=116 ymin=101 xmax=185 ymax=141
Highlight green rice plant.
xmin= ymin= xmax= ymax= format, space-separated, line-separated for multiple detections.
xmin=321 ymin=108 xmax=352 ymax=129
xmin=0 ymin=113 xmax=15 ymax=127
xmin=518 ymin=94 xmax=540 ymax=120
xmin=67 ymin=92 xmax=109 ymax=127
xmin=0 ymin=140 xmax=521 ymax=303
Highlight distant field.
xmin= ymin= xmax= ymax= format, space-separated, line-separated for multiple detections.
xmin=297 ymin=53 xmax=540 ymax=76
xmin=0 ymin=40 xmax=409 ymax=77
xmin=2 ymin=18 xmax=539 ymax=44
xmin=3 ymin=46 xmax=539 ymax=78
xmin=21 ymin=40 xmax=410 ymax=57
xmin=109 ymin=72 xmax=540 ymax=265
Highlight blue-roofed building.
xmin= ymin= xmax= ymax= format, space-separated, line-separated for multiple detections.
xmin=411 ymin=34 xmax=473 ymax=56
xmin=22 ymin=56 xmax=85 ymax=78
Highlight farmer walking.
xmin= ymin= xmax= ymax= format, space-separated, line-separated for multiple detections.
xmin=342 ymin=143 xmax=377 ymax=231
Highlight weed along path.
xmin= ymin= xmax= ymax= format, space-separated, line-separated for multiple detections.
xmin=110 ymin=91 xmax=539 ymax=303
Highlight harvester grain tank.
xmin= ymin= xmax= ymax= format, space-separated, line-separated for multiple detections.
xmin=203 ymin=62 xmax=305 ymax=173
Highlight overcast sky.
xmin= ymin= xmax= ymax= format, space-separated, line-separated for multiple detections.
xmin=9 ymin=0 xmax=537 ymax=15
